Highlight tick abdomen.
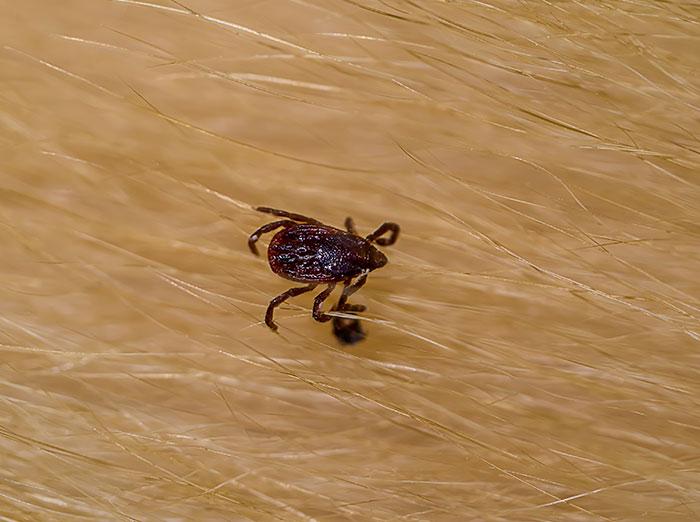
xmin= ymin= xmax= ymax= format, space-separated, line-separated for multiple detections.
xmin=268 ymin=225 xmax=370 ymax=283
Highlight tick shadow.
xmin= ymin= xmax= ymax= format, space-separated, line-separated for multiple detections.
xmin=330 ymin=302 xmax=367 ymax=345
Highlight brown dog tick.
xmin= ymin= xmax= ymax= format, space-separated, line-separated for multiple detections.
xmin=248 ymin=207 xmax=399 ymax=331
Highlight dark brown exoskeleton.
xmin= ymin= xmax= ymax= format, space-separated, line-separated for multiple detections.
xmin=248 ymin=207 xmax=399 ymax=332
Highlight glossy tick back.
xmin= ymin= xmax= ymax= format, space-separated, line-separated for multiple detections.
xmin=248 ymin=206 xmax=399 ymax=332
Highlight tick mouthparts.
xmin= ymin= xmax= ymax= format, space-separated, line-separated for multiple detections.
xmin=370 ymin=247 xmax=388 ymax=270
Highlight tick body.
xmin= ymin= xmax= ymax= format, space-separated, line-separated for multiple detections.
xmin=248 ymin=207 xmax=399 ymax=331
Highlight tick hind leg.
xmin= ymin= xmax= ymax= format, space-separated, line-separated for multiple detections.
xmin=256 ymin=207 xmax=321 ymax=224
xmin=312 ymin=283 xmax=336 ymax=323
xmin=248 ymin=219 xmax=296 ymax=256
xmin=367 ymin=222 xmax=400 ymax=246
xmin=265 ymin=283 xmax=317 ymax=331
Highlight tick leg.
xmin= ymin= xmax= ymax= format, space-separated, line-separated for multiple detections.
xmin=256 ymin=207 xmax=321 ymax=224
xmin=366 ymin=222 xmax=400 ymax=246
xmin=312 ymin=283 xmax=336 ymax=323
xmin=340 ymin=303 xmax=366 ymax=313
xmin=336 ymin=274 xmax=368 ymax=312
xmin=344 ymin=217 xmax=357 ymax=234
xmin=248 ymin=220 xmax=296 ymax=256
xmin=331 ymin=277 xmax=367 ymax=345
xmin=265 ymin=283 xmax=317 ymax=331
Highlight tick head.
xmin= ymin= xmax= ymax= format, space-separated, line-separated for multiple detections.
xmin=368 ymin=245 xmax=388 ymax=271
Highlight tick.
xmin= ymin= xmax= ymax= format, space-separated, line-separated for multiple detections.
xmin=248 ymin=206 xmax=399 ymax=331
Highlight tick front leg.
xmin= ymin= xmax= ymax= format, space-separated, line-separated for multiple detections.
xmin=265 ymin=283 xmax=317 ymax=331
xmin=331 ymin=279 xmax=367 ymax=345
xmin=256 ymin=207 xmax=321 ymax=224
xmin=344 ymin=217 xmax=357 ymax=234
xmin=338 ymin=303 xmax=366 ymax=313
xmin=336 ymin=274 xmax=368 ymax=312
xmin=366 ymin=222 xmax=400 ymax=246
xmin=330 ymin=277 xmax=368 ymax=345
xmin=248 ymin=220 xmax=296 ymax=256
xmin=312 ymin=283 xmax=336 ymax=323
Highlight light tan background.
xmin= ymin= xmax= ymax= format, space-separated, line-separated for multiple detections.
xmin=1 ymin=0 xmax=699 ymax=520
